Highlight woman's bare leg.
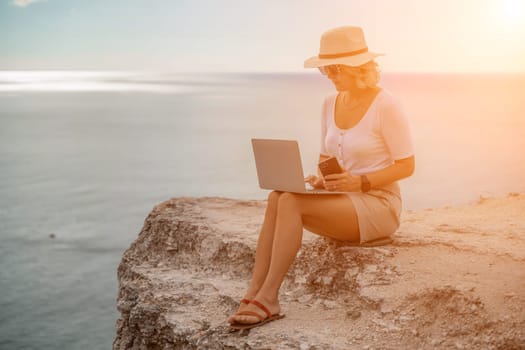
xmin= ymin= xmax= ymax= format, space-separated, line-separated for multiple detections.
xmin=244 ymin=191 xmax=284 ymax=296
xmin=231 ymin=193 xmax=359 ymax=324
xmin=227 ymin=191 xmax=282 ymax=322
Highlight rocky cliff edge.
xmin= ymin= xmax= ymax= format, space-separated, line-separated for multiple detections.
xmin=114 ymin=195 xmax=525 ymax=349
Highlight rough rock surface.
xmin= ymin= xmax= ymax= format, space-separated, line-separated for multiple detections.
xmin=114 ymin=195 xmax=525 ymax=349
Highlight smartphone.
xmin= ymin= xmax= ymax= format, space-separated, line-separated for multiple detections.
xmin=318 ymin=156 xmax=343 ymax=177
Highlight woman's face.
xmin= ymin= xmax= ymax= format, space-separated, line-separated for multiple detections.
xmin=320 ymin=65 xmax=362 ymax=92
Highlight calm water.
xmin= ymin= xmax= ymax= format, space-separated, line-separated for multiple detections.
xmin=1 ymin=71 xmax=524 ymax=349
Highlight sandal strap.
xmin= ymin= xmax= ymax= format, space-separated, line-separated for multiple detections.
xmin=240 ymin=298 xmax=250 ymax=305
xmin=236 ymin=310 xmax=265 ymax=321
xmin=251 ymin=300 xmax=272 ymax=319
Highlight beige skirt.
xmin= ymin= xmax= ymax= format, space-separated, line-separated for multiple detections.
xmin=347 ymin=182 xmax=402 ymax=243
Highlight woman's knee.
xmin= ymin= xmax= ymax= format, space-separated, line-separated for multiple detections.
xmin=268 ymin=190 xmax=282 ymax=203
xmin=266 ymin=191 xmax=283 ymax=212
xmin=277 ymin=192 xmax=300 ymax=212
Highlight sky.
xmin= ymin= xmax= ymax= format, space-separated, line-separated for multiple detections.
xmin=1 ymin=0 xmax=525 ymax=73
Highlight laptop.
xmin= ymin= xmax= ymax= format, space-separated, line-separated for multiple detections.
xmin=251 ymin=138 xmax=345 ymax=194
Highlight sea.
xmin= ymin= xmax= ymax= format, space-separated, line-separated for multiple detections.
xmin=1 ymin=71 xmax=524 ymax=349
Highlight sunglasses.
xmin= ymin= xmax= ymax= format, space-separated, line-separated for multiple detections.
xmin=318 ymin=64 xmax=366 ymax=76
xmin=318 ymin=65 xmax=344 ymax=75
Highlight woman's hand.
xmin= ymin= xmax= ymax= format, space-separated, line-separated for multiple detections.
xmin=323 ymin=172 xmax=361 ymax=192
xmin=304 ymin=175 xmax=325 ymax=189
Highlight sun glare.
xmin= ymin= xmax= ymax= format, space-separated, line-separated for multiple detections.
xmin=502 ymin=0 xmax=524 ymax=26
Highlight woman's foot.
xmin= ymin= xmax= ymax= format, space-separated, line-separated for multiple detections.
xmin=227 ymin=296 xmax=253 ymax=324
xmin=227 ymin=284 xmax=263 ymax=323
xmin=229 ymin=295 xmax=281 ymax=326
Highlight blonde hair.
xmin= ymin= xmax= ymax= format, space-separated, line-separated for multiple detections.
xmin=348 ymin=60 xmax=381 ymax=89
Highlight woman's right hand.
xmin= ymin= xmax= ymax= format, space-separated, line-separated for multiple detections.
xmin=304 ymin=175 xmax=325 ymax=189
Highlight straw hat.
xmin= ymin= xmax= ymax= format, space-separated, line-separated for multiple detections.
xmin=304 ymin=26 xmax=384 ymax=68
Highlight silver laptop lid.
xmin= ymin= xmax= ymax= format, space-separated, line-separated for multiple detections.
xmin=251 ymin=139 xmax=306 ymax=192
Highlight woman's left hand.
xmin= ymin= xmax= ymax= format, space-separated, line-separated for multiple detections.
xmin=323 ymin=172 xmax=361 ymax=192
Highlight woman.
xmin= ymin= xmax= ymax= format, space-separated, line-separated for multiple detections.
xmin=228 ymin=26 xmax=415 ymax=329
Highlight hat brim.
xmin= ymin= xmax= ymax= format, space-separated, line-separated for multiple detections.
xmin=304 ymin=51 xmax=384 ymax=68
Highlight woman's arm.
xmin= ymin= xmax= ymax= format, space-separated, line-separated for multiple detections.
xmin=323 ymin=155 xmax=415 ymax=192
xmin=366 ymin=155 xmax=415 ymax=188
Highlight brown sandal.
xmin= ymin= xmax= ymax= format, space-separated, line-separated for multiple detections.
xmin=229 ymin=300 xmax=285 ymax=330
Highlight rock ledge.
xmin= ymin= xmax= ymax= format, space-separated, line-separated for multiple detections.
xmin=114 ymin=195 xmax=525 ymax=349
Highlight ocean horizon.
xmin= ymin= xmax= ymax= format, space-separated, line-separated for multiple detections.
xmin=1 ymin=70 xmax=525 ymax=349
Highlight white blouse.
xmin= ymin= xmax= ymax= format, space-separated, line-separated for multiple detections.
xmin=320 ymin=90 xmax=414 ymax=176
